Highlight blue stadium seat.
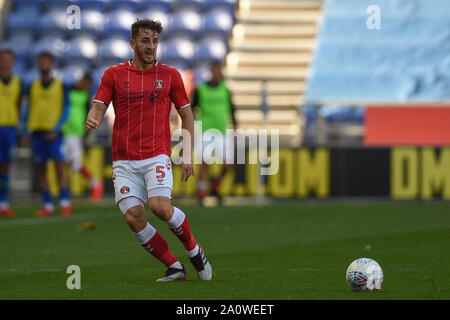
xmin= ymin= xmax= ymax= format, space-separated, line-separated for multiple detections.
xmin=32 ymin=36 xmax=67 ymax=60
xmin=201 ymin=9 xmax=234 ymax=40
xmin=13 ymin=0 xmax=42 ymax=13
xmin=59 ymin=65 xmax=89 ymax=87
xmin=193 ymin=65 xmax=211 ymax=84
xmin=160 ymin=38 xmax=195 ymax=68
xmin=77 ymin=0 xmax=110 ymax=11
xmin=20 ymin=68 xmax=41 ymax=90
xmin=139 ymin=0 xmax=172 ymax=13
xmin=194 ymin=38 xmax=227 ymax=66
xmin=42 ymin=0 xmax=70 ymax=12
xmin=305 ymin=0 xmax=450 ymax=103
xmin=0 ymin=33 xmax=33 ymax=61
xmin=136 ymin=9 xmax=169 ymax=27
xmin=38 ymin=9 xmax=67 ymax=35
xmin=171 ymin=0 xmax=204 ymax=12
xmin=104 ymin=10 xmax=136 ymax=39
xmin=7 ymin=12 xmax=37 ymax=34
xmin=98 ymin=38 xmax=133 ymax=65
xmin=65 ymin=37 xmax=98 ymax=65
xmin=77 ymin=9 xmax=105 ymax=37
xmin=109 ymin=0 xmax=143 ymax=12
xmin=203 ymin=0 xmax=237 ymax=14
xmin=167 ymin=9 xmax=201 ymax=39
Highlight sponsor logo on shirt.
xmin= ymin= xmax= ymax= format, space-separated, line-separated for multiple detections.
xmin=149 ymin=90 xmax=160 ymax=102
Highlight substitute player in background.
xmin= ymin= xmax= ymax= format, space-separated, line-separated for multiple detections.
xmin=63 ymin=73 xmax=103 ymax=202
xmin=0 ymin=49 xmax=21 ymax=218
xmin=26 ymin=52 xmax=71 ymax=217
xmin=192 ymin=61 xmax=237 ymax=205
xmin=85 ymin=19 xmax=212 ymax=282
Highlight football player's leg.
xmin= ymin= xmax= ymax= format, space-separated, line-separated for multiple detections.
xmin=53 ymin=137 xmax=71 ymax=215
xmin=197 ymin=162 xmax=208 ymax=201
xmin=146 ymin=156 xmax=212 ymax=280
xmin=120 ymin=198 xmax=182 ymax=273
xmin=114 ymin=160 xmax=184 ymax=279
xmin=32 ymin=136 xmax=54 ymax=216
xmin=0 ymin=129 xmax=16 ymax=216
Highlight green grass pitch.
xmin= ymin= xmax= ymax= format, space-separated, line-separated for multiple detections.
xmin=0 ymin=200 xmax=449 ymax=300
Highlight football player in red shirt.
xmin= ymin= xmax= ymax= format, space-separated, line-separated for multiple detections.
xmin=85 ymin=19 xmax=212 ymax=282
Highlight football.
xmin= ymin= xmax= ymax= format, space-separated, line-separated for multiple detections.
xmin=346 ymin=258 xmax=384 ymax=291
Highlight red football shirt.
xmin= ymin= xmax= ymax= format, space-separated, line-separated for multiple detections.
xmin=94 ymin=60 xmax=190 ymax=161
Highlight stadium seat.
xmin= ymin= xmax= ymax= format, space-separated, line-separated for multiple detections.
xmin=59 ymin=65 xmax=89 ymax=87
xmin=135 ymin=9 xmax=169 ymax=33
xmin=194 ymin=38 xmax=227 ymax=66
xmin=203 ymin=0 xmax=237 ymax=14
xmin=65 ymin=36 xmax=98 ymax=66
xmin=6 ymin=12 xmax=37 ymax=34
xmin=77 ymin=0 xmax=110 ymax=11
xmin=11 ymin=1 xmax=41 ymax=15
xmin=97 ymin=38 xmax=133 ymax=65
xmin=38 ymin=9 xmax=67 ymax=35
xmin=109 ymin=0 xmax=143 ymax=12
xmin=139 ymin=0 xmax=172 ymax=13
xmin=20 ymin=68 xmax=41 ymax=89
xmin=305 ymin=0 xmax=450 ymax=103
xmin=76 ymin=9 xmax=105 ymax=37
xmin=104 ymin=10 xmax=136 ymax=39
xmin=171 ymin=0 xmax=204 ymax=12
xmin=32 ymin=36 xmax=67 ymax=60
xmin=201 ymin=9 xmax=234 ymax=40
xmin=167 ymin=9 xmax=201 ymax=39
xmin=42 ymin=0 xmax=69 ymax=12
xmin=160 ymin=38 xmax=195 ymax=68
xmin=0 ymin=33 xmax=33 ymax=61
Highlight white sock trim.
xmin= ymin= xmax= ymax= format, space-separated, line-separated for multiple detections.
xmin=167 ymin=207 xmax=185 ymax=229
xmin=168 ymin=261 xmax=183 ymax=269
xmin=134 ymin=222 xmax=156 ymax=244
xmin=186 ymin=245 xmax=199 ymax=258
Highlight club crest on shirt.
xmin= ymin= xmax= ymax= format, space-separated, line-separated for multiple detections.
xmin=120 ymin=186 xmax=130 ymax=194
xmin=154 ymin=80 xmax=165 ymax=88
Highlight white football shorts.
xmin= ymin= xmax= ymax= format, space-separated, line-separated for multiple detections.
xmin=112 ymin=154 xmax=173 ymax=205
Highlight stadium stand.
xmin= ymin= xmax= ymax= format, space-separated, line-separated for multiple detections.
xmin=0 ymin=0 xmax=238 ymax=90
xmin=225 ymin=0 xmax=322 ymax=147
xmin=306 ymin=0 xmax=450 ymax=104
xmin=302 ymin=0 xmax=450 ymax=145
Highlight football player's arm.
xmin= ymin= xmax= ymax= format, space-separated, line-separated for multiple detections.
xmin=177 ymin=106 xmax=195 ymax=182
xmin=171 ymin=69 xmax=194 ymax=181
xmin=86 ymin=69 xmax=114 ymax=131
xmin=85 ymin=101 xmax=107 ymax=131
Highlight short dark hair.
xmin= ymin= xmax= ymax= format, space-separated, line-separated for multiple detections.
xmin=37 ymin=51 xmax=54 ymax=61
xmin=0 ymin=49 xmax=15 ymax=59
xmin=131 ymin=19 xmax=163 ymax=39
